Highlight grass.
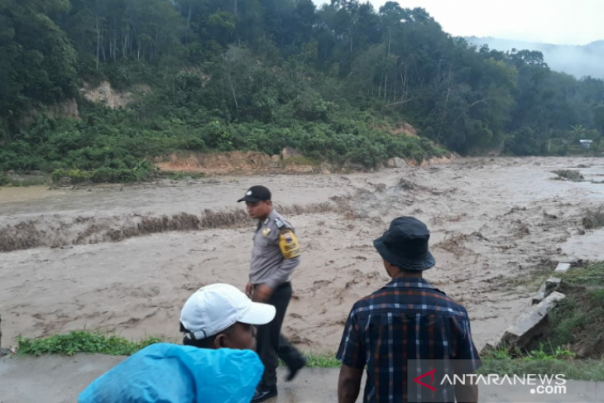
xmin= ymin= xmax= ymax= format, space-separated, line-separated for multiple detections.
xmin=558 ymin=262 xmax=604 ymax=287
xmin=287 ymin=352 xmax=341 ymax=368
xmin=16 ymin=331 xmax=163 ymax=357
xmin=0 ymin=172 xmax=49 ymax=187
xmin=16 ymin=331 xmax=340 ymax=367
xmin=280 ymin=156 xmax=322 ymax=167
xmin=497 ymin=259 xmax=556 ymax=291
xmin=552 ymin=169 xmax=584 ymax=182
xmin=156 ymin=170 xmax=207 ymax=180
xmin=527 ymin=262 xmax=604 ymax=357
xmin=480 ymin=345 xmax=604 ymax=381
xmin=14 ymin=332 xmax=604 ymax=380
xmin=480 ymin=357 xmax=604 ymax=381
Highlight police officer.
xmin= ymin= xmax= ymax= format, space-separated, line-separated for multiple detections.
xmin=238 ymin=185 xmax=307 ymax=403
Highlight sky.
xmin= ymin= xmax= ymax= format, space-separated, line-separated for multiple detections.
xmin=312 ymin=0 xmax=604 ymax=46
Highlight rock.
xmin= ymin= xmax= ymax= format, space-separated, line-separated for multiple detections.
xmin=531 ymin=277 xmax=561 ymax=305
xmin=390 ymin=122 xmax=419 ymax=137
xmin=531 ymin=290 xmax=546 ymax=305
xmin=582 ymin=217 xmax=594 ymax=229
xmin=0 ymin=314 xmax=9 ymax=356
xmin=82 ymin=81 xmax=135 ymax=109
xmin=270 ymin=155 xmax=281 ymax=168
xmin=342 ymin=160 xmax=366 ymax=172
xmin=501 ymin=291 xmax=566 ymax=350
xmin=282 ymin=147 xmax=303 ymax=160
xmin=545 ymin=277 xmax=561 ymax=291
xmin=480 ymin=340 xmax=502 ymax=356
xmin=555 ymin=263 xmax=571 ymax=273
xmin=386 ymin=157 xmax=407 ymax=168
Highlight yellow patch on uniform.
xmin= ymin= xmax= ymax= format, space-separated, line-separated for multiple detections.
xmin=262 ymin=228 xmax=271 ymax=237
xmin=279 ymin=230 xmax=300 ymax=259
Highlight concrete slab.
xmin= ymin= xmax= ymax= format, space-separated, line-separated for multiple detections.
xmin=555 ymin=263 xmax=572 ymax=273
xmin=502 ymin=291 xmax=566 ymax=349
xmin=1 ymin=354 xmax=603 ymax=402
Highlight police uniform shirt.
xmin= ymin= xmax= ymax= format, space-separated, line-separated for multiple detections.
xmin=250 ymin=210 xmax=300 ymax=289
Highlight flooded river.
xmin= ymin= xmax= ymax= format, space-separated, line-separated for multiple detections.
xmin=1 ymin=157 xmax=603 ymax=352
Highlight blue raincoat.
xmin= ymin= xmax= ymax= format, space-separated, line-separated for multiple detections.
xmin=78 ymin=343 xmax=263 ymax=403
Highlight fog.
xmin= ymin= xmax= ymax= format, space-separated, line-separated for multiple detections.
xmin=467 ymin=37 xmax=604 ymax=79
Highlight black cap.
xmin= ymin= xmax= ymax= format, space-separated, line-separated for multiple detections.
xmin=237 ymin=185 xmax=272 ymax=203
xmin=373 ymin=217 xmax=436 ymax=271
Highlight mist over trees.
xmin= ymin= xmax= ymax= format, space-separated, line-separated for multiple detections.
xmin=467 ymin=37 xmax=604 ymax=80
xmin=1 ymin=0 xmax=603 ymax=181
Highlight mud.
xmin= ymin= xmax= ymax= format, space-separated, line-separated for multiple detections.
xmin=1 ymin=157 xmax=603 ymax=353
xmin=0 ymin=203 xmax=335 ymax=252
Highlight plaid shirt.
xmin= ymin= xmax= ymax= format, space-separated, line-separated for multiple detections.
xmin=336 ymin=278 xmax=481 ymax=403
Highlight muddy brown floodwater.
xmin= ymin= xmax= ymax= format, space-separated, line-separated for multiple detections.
xmin=1 ymin=157 xmax=604 ymax=353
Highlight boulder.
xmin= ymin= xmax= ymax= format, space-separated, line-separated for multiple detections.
xmin=386 ymin=157 xmax=407 ymax=168
xmin=282 ymin=147 xmax=303 ymax=160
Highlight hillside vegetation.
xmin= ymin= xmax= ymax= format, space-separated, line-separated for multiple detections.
xmin=2 ymin=0 xmax=604 ymax=181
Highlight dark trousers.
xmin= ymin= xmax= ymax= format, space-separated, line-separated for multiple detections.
xmin=256 ymin=282 xmax=305 ymax=388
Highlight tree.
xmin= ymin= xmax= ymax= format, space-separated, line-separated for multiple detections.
xmin=0 ymin=0 xmax=77 ymax=136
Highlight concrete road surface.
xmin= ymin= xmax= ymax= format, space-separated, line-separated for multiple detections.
xmin=1 ymin=354 xmax=603 ymax=402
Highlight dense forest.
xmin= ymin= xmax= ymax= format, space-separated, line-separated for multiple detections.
xmin=1 ymin=0 xmax=603 ymax=182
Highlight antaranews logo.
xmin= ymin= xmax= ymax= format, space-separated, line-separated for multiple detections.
xmin=413 ymin=369 xmax=437 ymax=392
xmin=440 ymin=373 xmax=567 ymax=395
xmin=408 ymin=360 xmax=568 ymax=403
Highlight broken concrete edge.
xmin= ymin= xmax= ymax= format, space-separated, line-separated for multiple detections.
xmin=545 ymin=277 xmax=562 ymax=289
xmin=482 ymin=291 xmax=566 ymax=354
xmin=555 ymin=263 xmax=571 ymax=273
xmin=0 ymin=314 xmax=10 ymax=356
xmin=531 ymin=276 xmax=562 ymax=305
xmin=531 ymin=290 xmax=546 ymax=305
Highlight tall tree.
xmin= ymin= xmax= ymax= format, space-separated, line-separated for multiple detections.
xmin=0 ymin=0 xmax=77 ymax=135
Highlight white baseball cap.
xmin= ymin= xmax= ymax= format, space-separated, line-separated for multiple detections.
xmin=180 ymin=283 xmax=276 ymax=340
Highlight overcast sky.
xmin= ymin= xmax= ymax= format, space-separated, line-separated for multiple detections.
xmin=312 ymin=0 xmax=604 ymax=45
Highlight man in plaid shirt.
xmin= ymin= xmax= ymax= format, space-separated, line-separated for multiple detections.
xmin=336 ymin=217 xmax=481 ymax=403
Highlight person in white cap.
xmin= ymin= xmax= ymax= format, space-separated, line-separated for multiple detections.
xmin=78 ymin=284 xmax=277 ymax=403
xmin=180 ymin=283 xmax=277 ymax=351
